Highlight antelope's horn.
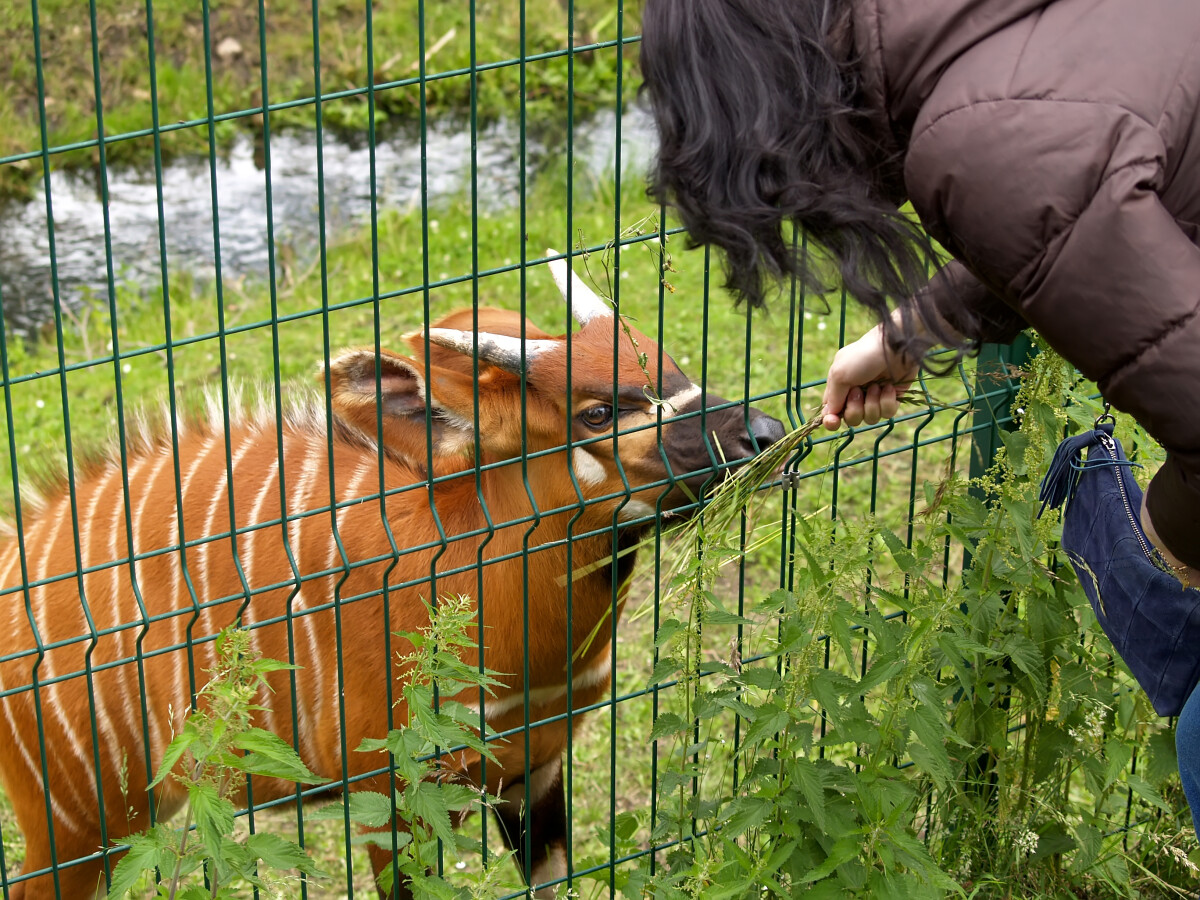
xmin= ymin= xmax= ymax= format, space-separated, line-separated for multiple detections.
xmin=546 ymin=249 xmax=613 ymax=325
xmin=425 ymin=328 xmax=557 ymax=375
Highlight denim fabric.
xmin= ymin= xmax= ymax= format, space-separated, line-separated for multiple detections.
xmin=1040 ymin=426 xmax=1200 ymax=717
xmin=1177 ymin=682 xmax=1200 ymax=841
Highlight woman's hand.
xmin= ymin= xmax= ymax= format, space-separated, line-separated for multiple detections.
xmin=821 ymin=322 xmax=920 ymax=431
xmin=1141 ymin=492 xmax=1200 ymax=589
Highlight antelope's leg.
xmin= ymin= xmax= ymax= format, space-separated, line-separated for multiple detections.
xmin=8 ymin=831 xmax=107 ymax=900
xmin=495 ymin=757 xmax=567 ymax=899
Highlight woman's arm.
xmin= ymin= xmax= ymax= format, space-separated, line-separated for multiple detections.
xmin=1141 ymin=491 xmax=1200 ymax=588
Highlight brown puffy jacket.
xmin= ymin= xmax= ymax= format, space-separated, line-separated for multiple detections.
xmin=851 ymin=0 xmax=1200 ymax=567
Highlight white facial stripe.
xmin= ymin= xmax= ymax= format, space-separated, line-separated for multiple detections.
xmin=571 ymin=447 xmax=607 ymax=487
xmin=663 ymin=383 xmax=702 ymax=415
xmin=618 ymin=499 xmax=656 ymax=522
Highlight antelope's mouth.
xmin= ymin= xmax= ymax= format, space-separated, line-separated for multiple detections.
xmin=656 ymin=400 xmax=786 ymax=515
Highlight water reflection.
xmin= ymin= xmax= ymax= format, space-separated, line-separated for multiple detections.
xmin=0 ymin=106 xmax=655 ymax=337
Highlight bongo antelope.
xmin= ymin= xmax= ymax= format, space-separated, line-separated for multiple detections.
xmin=0 ymin=254 xmax=784 ymax=898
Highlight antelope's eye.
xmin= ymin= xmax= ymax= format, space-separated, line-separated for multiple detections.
xmin=579 ymin=405 xmax=614 ymax=430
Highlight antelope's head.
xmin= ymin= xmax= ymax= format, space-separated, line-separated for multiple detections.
xmin=328 ymin=252 xmax=784 ymax=518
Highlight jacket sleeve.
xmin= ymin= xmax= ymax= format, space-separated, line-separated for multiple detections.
xmin=906 ymin=101 xmax=1200 ymax=568
xmin=913 ymin=260 xmax=1029 ymax=346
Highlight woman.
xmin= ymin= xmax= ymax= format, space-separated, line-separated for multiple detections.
xmin=640 ymin=0 xmax=1200 ymax=828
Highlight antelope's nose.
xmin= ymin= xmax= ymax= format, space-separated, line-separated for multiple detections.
xmin=740 ymin=410 xmax=785 ymax=456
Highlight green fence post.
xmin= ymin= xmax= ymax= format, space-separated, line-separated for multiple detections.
xmin=967 ymin=334 xmax=1037 ymax=499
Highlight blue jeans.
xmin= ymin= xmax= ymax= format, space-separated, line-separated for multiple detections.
xmin=1177 ymin=681 xmax=1200 ymax=840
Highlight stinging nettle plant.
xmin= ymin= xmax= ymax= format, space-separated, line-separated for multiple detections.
xmin=105 ymin=598 xmax=512 ymax=900
xmin=106 ymin=626 xmax=325 ymax=899
xmin=617 ymin=342 xmax=1195 ymax=899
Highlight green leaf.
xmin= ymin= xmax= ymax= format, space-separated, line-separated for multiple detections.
xmin=408 ymin=871 xmax=471 ymax=899
xmin=1144 ymin=730 xmax=1179 ymax=786
xmin=364 ymin=727 xmax=429 ymax=786
xmin=406 ymin=780 xmax=456 ymax=845
xmin=149 ymin=727 xmax=200 ymax=789
xmin=106 ymin=828 xmax=172 ymax=898
xmin=250 ymin=657 xmax=298 ymax=675
xmin=736 ymin=665 xmax=783 ymax=691
xmin=309 ymin=791 xmax=395 ymax=828
xmin=232 ymin=728 xmax=325 ymax=784
xmin=1029 ymin=822 xmax=1076 ymax=861
xmin=410 ymin=700 xmax=479 ymax=751
xmin=245 ymin=831 xmax=323 ymax=876
xmin=351 ymin=830 xmax=413 ymax=850
xmin=906 ymin=704 xmax=953 ymax=790
xmin=1002 ymin=633 xmax=1044 ymax=685
xmin=649 ymin=712 xmax=688 ymax=742
xmin=654 ymin=618 xmax=687 ymax=648
xmin=791 ymin=757 xmax=828 ymax=833
xmin=879 ymin=530 xmax=918 ymax=575
xmin=188 ymin=782 xmax=236 ymax=856
xmin=646 ymin=655 xmax=683 ymax=688
xmin=700 ymin=592 xmax=754 ymax=626
xmin=722 ymin=795 xmax=772 ymax=837
xmin=796 ymin=835 xmax=860 ymax=884
xmin=1000 ymin=430 xmax=1029 ymax=476
xmin=856 ymin=654 xmax=907 ymax=695
xmin=741 ymin=703 xmax=790 ymax=747
xmin=1124 ymin=773 xmax=1173 ymax=814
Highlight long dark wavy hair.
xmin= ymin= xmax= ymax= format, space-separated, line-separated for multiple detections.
xmin=640 ymin=0 xmax=962 ymax=355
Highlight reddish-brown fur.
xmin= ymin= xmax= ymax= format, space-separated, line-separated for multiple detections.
xmin=0 ymin=300 xmax=781 ymax=899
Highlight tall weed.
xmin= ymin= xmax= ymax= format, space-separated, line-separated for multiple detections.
xmin=615 ymin=344 xmax=1195 ymax=898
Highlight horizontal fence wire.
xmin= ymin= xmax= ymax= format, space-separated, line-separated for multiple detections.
xmin=0 ymin=1 xmax=1176 ymax=898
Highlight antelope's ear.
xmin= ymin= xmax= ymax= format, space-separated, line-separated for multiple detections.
xmin=326 ymin=348 xmax=476 ymax=458
xmin=328 ymin=348 xmax=428 ymax=418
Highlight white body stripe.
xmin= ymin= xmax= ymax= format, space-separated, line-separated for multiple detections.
xmin=172 ymin=437 xmax=217 ymax=716
xmin=288 ymin=439 xmax=325 ymax=760
xmin=462 ymin=655 xmax=613 ymax=722
xmin=197 ymin=463 xmax=230 ymax=608
xmin=107 ymin=462 xmax=148 ymax=768
xmin=242 ymin=456 xmax=280 ymax=735
xmin=0 ymin=548 xmax=87 ymax=834
xmin=82 ymin=467 xmax=123 ymax=775
xmin=0 ymin=543 xmax=21 ymax=594
xmin=242 ymin=457 xmax=282 ymax=593
xmin=133 ymin=451 xmax=173 ymax=760
xmin=31 ymin=498 xmax=97 ymax=813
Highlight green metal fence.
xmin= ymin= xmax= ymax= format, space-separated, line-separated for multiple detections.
xmin=0 ymin=3 xmax=1187 ymax=898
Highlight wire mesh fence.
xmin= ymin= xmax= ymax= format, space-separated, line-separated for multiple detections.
xmin=0 ymin=2 xmax=1191 ymax=898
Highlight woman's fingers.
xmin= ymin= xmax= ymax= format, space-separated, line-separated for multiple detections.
xmin=825 ymin=380 xmax=913 ymax=431
xmin=842 ymin=386 xmax=866 ymax=427
xmin=879 ymin=384 xmax=899 ymax=420
xmin=821 ymin=379 xmax=851 ymax=431
xmin=862 ymin=384 xmax=882 ymax=424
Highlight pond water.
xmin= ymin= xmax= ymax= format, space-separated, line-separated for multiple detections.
xmin=0 ymin=106 xmax=656 ymax=337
